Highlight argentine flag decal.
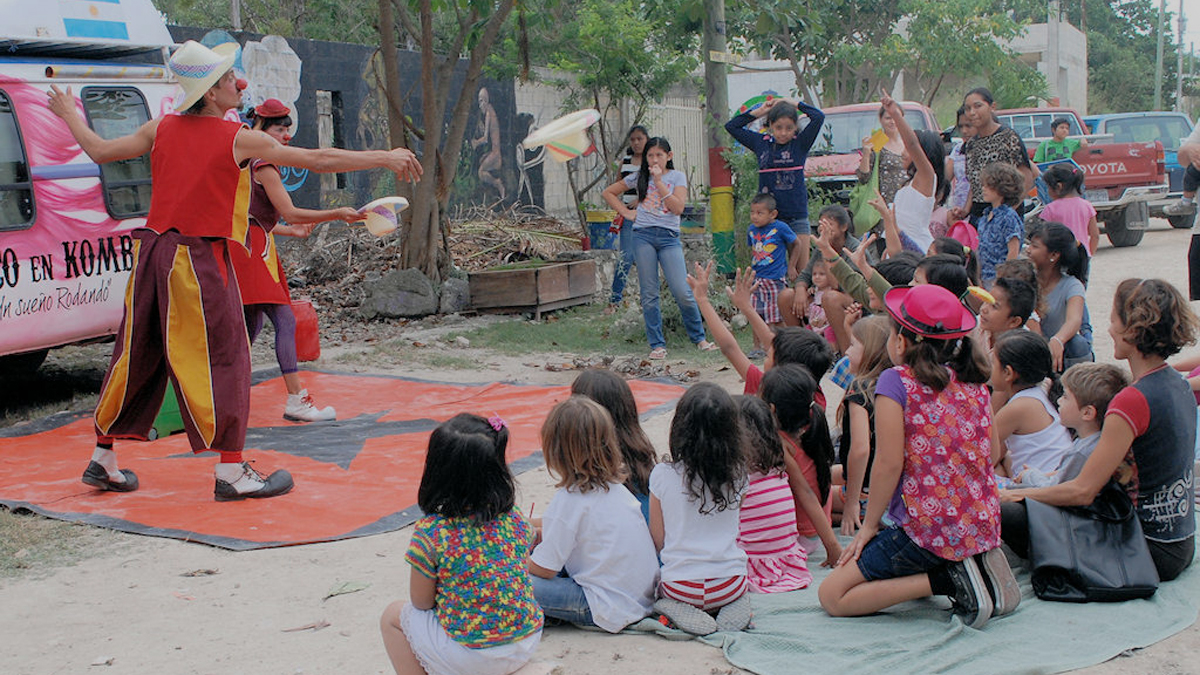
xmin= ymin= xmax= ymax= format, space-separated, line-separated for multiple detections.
xmin=60 ymin=0 xmax=130 ymax=40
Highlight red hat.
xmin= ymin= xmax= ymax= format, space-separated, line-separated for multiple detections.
xmin=254 ymin=98 xmax=291 ymax=118
xmin=884 ymin=284 xmax=976 ymax=340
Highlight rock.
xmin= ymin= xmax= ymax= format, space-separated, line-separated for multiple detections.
xmin=439 ymin=278 xmax=471 ymax=314
xmin=358 ymin=268 xmax=438 ymax=319
xmin=731 ymin=313 xmax=749 ymax=329
xmin=453 ymin=336 xmax=471 ymax=348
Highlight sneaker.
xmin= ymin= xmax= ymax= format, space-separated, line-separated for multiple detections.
xmin=1164 ymin=200 xmax=1197 ymax=216
xmin=945 ymin=557 xmax=993 ymax=629
xmin=975 ymin=547 xmax=1021 ymax=616
xmin=654 ymin=598 xmax=717 ymax=636
xmin=714 ymin=595 xmax=753 ymax=632
xmin=81 ymin=461 xmax=139 ymax=492
xmin=214 ymin=462 xmax=295 ymax=502
xmin=284 ymin=389 xmax=336 ymax=422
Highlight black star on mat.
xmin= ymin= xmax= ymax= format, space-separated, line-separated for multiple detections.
xmin=167 ymin=412 xmax=440 ymax=469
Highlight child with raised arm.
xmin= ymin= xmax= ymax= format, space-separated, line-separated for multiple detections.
xmin=380 ymin=414 xmax=541 ymax=675
xmin=726 ymin=96 xmax=825 ymax=273
xmin=686 ymin=262 xmax=833 ymax=400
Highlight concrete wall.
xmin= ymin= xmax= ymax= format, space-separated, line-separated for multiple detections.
xmin=1008 ymin=21 xmax=1089 ymax=113
xmin=514 ymin=70 xmax=706 ymax=217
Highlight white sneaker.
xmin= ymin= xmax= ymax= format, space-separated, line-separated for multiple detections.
xmin=1164 ymin=200 xmax=1197 ymax=216
xmin=284 ymin=389 xmax=336 ymax=422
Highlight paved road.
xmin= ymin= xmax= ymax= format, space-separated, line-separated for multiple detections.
xmin=1081 ymin=218 xmax=1193 ymax=364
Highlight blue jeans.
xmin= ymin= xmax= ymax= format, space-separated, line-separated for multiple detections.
xmin=632 ymin=226 xmax=706 ymax=349
xmin=610 ymin=220 xmax=636 ymax=303
xmin=856 ymin=526 xmax=948 ymax=581
xmin=532 ymin=572 xmax=596 ymax=626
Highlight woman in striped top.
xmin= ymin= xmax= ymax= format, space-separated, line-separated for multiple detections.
xmin=735 ymin=396 xmax=812 ymax=592
xmin=610 ymin=125 xmax=648 ymax=307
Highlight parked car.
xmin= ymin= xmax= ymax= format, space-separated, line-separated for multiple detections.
xmin=996 ymin=107 xmax=1167 ymax=247
xmin=805 ymin=101 xmax=940 ymax=204
xmin=1083 ymin=111 xmax=1194 ymax=228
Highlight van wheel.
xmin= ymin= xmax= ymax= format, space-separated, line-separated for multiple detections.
xmin=1104 ymin=208 xmax=1144 ymax=247
xmin=1168 ymin=214 xmax=1194 ymax=229
xmin=0 ymin=349 xmax=49 ymax=376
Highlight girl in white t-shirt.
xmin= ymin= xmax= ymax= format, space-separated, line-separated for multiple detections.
xmin=650 ymin=382 xmax=750 ymax=636
xmin=872 ymin=93 xmax=945 ymax=255
xmin=529 ymin=396 xmax=660 ymax=633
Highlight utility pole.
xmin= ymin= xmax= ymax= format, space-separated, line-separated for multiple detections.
xmin=231 ymin=0 xmax=242 ymax=31
xmin=1177 ymin=0 xmax=1185 ymax=112
xmin=1155 ymin=0 xmax=1166 ymax=110
xmin=702 ymin=0 xmax=735 ymax=274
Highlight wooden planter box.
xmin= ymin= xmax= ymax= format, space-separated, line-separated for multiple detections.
xmin=469 ymin=259 xmax=596 ymax=319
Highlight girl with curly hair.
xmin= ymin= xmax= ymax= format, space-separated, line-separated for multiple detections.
xmin=1003 ymin=278 xmax=1200 ymax=581
xmin=650 ymin=382 xmax=750 ymax=635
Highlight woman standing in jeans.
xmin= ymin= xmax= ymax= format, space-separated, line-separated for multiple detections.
xmin=603 ymin=137 xmax=715 ymax=359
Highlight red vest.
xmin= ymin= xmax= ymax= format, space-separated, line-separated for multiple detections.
xmin=146 ymin=115 xmax=250 ymax=243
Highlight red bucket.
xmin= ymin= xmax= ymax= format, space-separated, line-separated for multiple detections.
xmin=292 ymin=298 xmax=321 ymax=362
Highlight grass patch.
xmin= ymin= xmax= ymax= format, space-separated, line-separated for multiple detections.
xmin=447 ymin=301 xmax=759 ymax=363
xmin=0 ymin=508 xmax=125 ymax=579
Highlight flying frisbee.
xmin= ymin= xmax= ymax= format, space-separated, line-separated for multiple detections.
xmin=522 ymin=109 xmax=601 ymax=163
xmin=358 ymin=196 xmax=409 ymax=237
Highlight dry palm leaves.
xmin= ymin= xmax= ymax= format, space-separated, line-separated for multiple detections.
xmin=447 ymin=208 xmax=584 ymax=272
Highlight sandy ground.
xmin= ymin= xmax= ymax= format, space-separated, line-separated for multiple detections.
xmin=3 ymin=219 xmax=1199 ymax=675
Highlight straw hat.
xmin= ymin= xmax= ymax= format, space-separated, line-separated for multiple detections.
xmin=170 ymin=41 xmax=239 ymax=112
xmin=884 ymin=285 xmax=976 ymax=340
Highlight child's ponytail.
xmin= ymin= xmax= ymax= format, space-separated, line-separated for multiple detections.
xmin=994 ymin=329 xmax=1059 ymax=399
xmin=1031 ymin=219 xmax=1088 ymax=282
xmin=759 ymin=364 xmax=833 ymax=503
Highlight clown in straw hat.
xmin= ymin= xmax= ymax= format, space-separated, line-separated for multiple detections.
xmin=46 ymin=41 xmax=421 ymax=503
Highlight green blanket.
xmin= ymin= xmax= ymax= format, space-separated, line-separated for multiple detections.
xmin=631 ymin=556 xmax=1199 ymax=674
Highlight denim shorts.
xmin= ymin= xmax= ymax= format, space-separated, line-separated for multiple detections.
xmin=788 ymin=217 xmax=811 ymax=237
xmin=856 ymin=526 xmax=948 ymax=581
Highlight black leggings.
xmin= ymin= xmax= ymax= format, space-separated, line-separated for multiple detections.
xmin=1184 ymin=164 xmax=1200 ymax=193
xmin=1001 ymin=500 xmax=1195 ymax=582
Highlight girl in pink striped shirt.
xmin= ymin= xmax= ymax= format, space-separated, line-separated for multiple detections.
xmin=735 ymin=396 xmax=812 ymax=592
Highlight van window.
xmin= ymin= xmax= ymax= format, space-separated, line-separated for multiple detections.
xmin=82 ymin=87 xmax=152 ymax=219
xmin=0 ymin=90 xmax=34 ymax=231
xmin=1104 ymin=116 xmax=1192 ymax=151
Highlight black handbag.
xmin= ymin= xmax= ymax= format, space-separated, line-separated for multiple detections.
xmin=1025 ymin=481 xmax=1160 ymax=602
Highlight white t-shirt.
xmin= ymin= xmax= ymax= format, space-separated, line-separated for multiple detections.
xmin=530 ymin=482 xmax=659 ymax=632
xmin=893 ymin=183 xmax=936 ymax=252
xmin=650 ymin=462 xmax=747 ymax=584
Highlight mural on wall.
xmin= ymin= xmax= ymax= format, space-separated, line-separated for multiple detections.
xmin=514 ymin=112 xmax=546 ymax=209
xmin=171 ymin=27 xmax=533 ymax=211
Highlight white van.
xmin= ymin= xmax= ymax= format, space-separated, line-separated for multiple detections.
xmin=0 ymin=0 xmax=177 ymax=372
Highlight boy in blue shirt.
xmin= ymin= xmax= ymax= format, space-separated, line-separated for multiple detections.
xmin=746 ymin=193 xmax=800 ymax=357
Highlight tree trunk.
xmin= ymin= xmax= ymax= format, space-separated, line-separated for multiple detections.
xmin=398 ymin=0 xmax=516 ymax=282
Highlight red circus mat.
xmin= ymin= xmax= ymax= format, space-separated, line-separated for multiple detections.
xmin=0 ymin=371 xmax=684 ymax=550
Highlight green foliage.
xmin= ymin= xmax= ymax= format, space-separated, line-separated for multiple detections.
xmin=153 ymin=0 xmax=380 ymax=44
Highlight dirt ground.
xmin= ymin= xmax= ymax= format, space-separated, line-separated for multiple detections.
xmin=2 ymin=219 xmax=1199 ymax=675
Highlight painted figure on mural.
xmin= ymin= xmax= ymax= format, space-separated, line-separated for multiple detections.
xmin=472 ymin=86 xmax=505 ymax=201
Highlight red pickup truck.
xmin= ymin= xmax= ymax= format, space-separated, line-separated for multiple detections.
xmin=997 ymin=107 xmax=1167 ymax=247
